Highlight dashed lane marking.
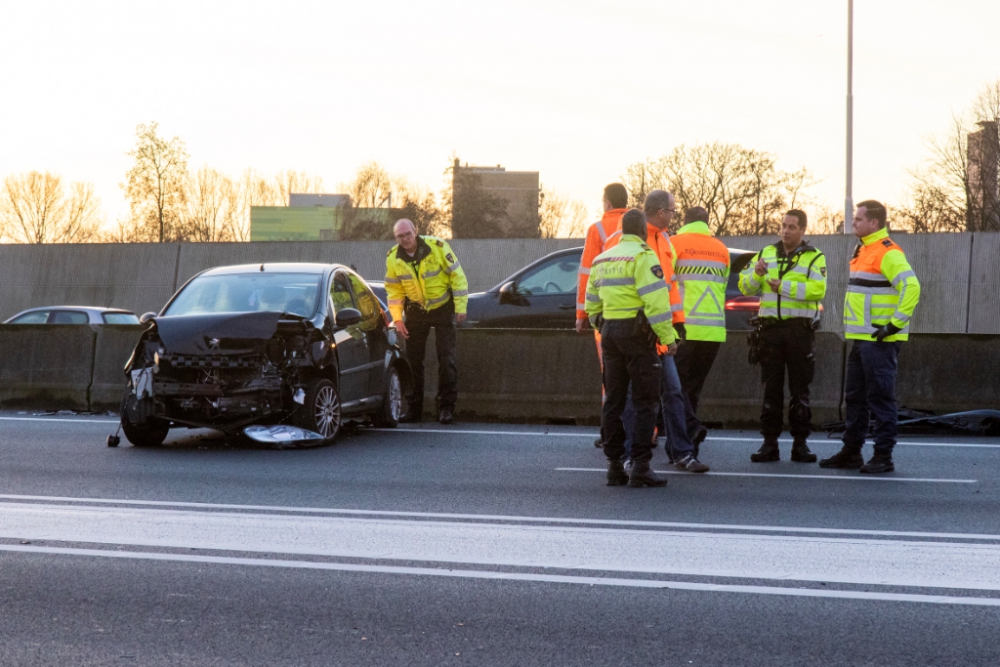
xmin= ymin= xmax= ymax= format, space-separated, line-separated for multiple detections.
xmin=555 ymin=467 xmax=977 ymax=484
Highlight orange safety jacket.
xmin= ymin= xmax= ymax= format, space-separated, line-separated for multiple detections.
xmin=670 ymin=221 xmax=730 ymax=342
xmin=603 ymin=224 xmax=685 ymax=325
xmin=575 ymin=208 xmax=628 ymax=319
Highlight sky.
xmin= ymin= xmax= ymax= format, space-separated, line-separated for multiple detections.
xmin=1 ymin=0 xmax=998 ymax=228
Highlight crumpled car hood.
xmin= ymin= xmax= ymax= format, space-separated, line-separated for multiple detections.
xmin=153 ymin=312 xmax=283 ymax=355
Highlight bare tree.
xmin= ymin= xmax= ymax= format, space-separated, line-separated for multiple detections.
xmin=274 ymin=170 xmax=324 ymax=206
xmin=123 ymin=122 xmax=190 ymax=242
xmin=185 ymin=167 xmax=239 ymax=242
xmin=0 ymin=171 xmax=102 ymax=243
xmin=344 ymin=161 xmax=392 ymax=209
xmin=539 ymin=186 xmax=588 ymax=238
xmin=901 ymin=80 xmax=1000 ymax=232
xmin=622 ymin=143 xmax=814 ymax=236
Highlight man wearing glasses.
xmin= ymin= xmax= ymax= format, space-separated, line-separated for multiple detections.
xmin=385 ymin=219 xmax=469 ymax=424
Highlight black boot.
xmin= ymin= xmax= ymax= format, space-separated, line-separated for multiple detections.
xmin=750 ymin=438 xmax=780 ymax=462
xmin=606 ymin=459 xmax=629 ymax=486
xmin=818 ymin=446 xmax=864 ymax=469
xmin=860 ymin=451 xmax=895 ymax=474
xmin=790 ymin=438 xmax=817 ymax=463
xmin=628 ymin=461 xmax=667 ymax=488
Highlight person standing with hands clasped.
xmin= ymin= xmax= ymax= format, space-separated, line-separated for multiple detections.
xmin=585 ymin=209 xmax=677 ymax=488
xmin=739 ymin=210 xmax=827 ymax=463
xmin=385 ymin=219 xmax=469 ymax=425
xmin=820 ymin=201 xmax=920 ymax=473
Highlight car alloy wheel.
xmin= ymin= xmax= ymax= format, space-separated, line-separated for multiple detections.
xmin=372 ymin=366 xmax=403 ymax=428
xmin=313 ymin=384 xmax=341 ymax=439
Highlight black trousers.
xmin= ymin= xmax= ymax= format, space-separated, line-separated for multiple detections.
xmin=674 ymin=339 xmax=722 ymax=439
xmin=758 ymin=321 xmax=815 ymax=440
xmin=600 ymin=319 xmax=661 ymax=465
xmin=404 ymin=299 xmax=457 ymax=412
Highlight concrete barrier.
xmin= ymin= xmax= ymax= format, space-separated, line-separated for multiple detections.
xmin=90 ymin=325 xmax=145 ymax=410
xmin=0 ymin=324 xmax=96 ymax=410
xmin=697 ymin=332 xmax=846 ymax=429
xmin=895 ymin=334 xmax=1000 ymax=413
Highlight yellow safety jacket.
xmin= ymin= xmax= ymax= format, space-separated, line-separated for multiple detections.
xmin=738 ymin=241 xmax=827 ymax=321
xmin=385 ymin=236 xmax=469 ymax=322
xmin=584 ymin=234 xmax=676 ymax=347
xmin=671 ymin=221 xmax=730 ymax=342
xmin=844 ymin=227 xmax=920 ymax=342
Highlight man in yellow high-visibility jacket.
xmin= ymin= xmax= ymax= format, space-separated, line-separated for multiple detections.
xmin=385 ymin=219 xmax=469 ymax=425
xmin=585 ymin=209 xmax=677 ymax=488
xmin=819 ymin=200 xmax=920 ymax=474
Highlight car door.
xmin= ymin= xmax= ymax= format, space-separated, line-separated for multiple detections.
xmin=347 ymin=273 xmax=389 ymax=401
xmin=477 ymin=252 xmax=581 ymax=328
xmin=329 ymin=271 xmax=370 ymax=409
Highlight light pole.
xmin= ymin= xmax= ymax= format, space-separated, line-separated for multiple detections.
xmin=844 ymin=0 xmax=854 ymax=233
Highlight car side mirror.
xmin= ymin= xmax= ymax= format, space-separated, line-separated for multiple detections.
xmin=335 ymin=308 xmax=362 ymax=328
xmin=498 ymin=280 xmax=518 ymax=305
xmin=139 ymin=312 xmax=157 ymax=324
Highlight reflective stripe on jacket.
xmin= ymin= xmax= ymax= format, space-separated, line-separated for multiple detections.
xmin=843 ymin=227 xmax=920 ymax=342
xmin=670 ymin=220 xmax=730 ymax=342
xmin=738 ymin=242 xmax=827 ymax=321
xmin=385 ymin=235 xmax=469 ymax=321
xmin=584 ymin=235 xmax=676 ymax=347
xmin=575 ymin=208 xmax=627 ymax=319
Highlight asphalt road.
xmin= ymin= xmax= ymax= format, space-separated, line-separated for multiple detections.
xmin=1 ymin=411 xmax=999 ymax=666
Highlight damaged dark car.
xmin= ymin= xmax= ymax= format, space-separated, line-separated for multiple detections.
xmin=119 ymin=263 xmax=409 ymax=446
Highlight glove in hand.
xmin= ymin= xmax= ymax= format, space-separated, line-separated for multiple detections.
xmin=871 ymin=323 xmax=901 ymax=342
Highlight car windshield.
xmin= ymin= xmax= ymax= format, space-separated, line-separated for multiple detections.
xmin=164 ymin=272 xmax=323 ymax=317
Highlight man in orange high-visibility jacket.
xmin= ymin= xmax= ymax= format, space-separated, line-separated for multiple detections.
xmin=602 ymin=190 xmax=709 ymax=473
xmin=576 ymin=183 xmax=630 ymax=331
xmin=671 ymin=206 xmax=731 ymax=454
xmin=576 ymin=183 xmax=629 ymax=447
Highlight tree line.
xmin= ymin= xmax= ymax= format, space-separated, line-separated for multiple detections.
xmin=2 ymin=81 xmax=997 ymax=243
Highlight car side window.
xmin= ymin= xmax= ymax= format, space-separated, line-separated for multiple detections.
xmin=517 ymin=255 xmax=579 ymax=295
xmin=50 ymin=310 xmax=89 ymax=324
xmin=9 ymin=310 xmax=50 ymax=324
xmin=347 ymin=274 xmax=380 ymax=332
xmin=330 ymin=273 xmax=355 ymax=313
xmin=103 ymin=312 xmax=141 ymax=324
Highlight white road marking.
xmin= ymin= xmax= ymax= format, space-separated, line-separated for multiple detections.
xmin=2 ymin=418 xmax=997 ymax=448
xmin=2 ymin=502 xmax=1000 ymax=595
xmin=2 ymin=543 xmax=999 ymax=607
xmin=2 ymin=493 xmax=997 ymax=542
xmin=556 ymin=467 xmax=977 ymax=484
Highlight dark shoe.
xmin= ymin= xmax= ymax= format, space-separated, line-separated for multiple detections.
xmin=674 ymin=453 xmax=710 ymax=473
xmin=594 ymin=437 xmax=604 ymax=448
xmin=750 ymin=439 xmax=780 ymax=463
xmin=607 ymin=459 xmax=629 ymax=486
xmin=438 ymin=408 xmax=454 ymax=425
xmin=860 ymin=452 xmax=895 ymax=474
xmin=400 ymin=408 xmax=423 ymax=423
xmin=628 ymin=461 xmax=668 ymax=488
xmin=818 ymin=447 xmax=864 ymax=469
xmin=692 ymin=426 xmax=708 ymax=459
xmin=790 ymin=438 xmax=817 ymax=463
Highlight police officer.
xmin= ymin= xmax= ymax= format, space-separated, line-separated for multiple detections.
xmin=585 ymin=208 xmax=677 ymax=488
xmin=385 ymin=219 xmax=469 ymax=424
xmin=820 ymin=200 xmax=920 ymax=473
xmin=738 ymin=209 xmax=827 ymax=462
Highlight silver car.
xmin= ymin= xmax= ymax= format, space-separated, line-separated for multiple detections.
xmin=4 ymin=306 xmax=140 ymax=325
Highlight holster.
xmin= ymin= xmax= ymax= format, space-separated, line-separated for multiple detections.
xmin=747 ymin=316 xmax=762 ymax=366
xmin=633 ymin=311 xmax=658 ymax=349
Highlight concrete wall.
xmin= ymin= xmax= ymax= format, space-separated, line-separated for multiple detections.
xmin=0 ymin=231 xmax=997 ymax=332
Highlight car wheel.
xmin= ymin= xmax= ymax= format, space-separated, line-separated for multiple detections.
xmin=294 ymin=378 xmax=342 ymax=442
xmin=371 ymin=365 xmax=403 ymax=428
xmin=120 ymin=408 xmax=169 ymax=447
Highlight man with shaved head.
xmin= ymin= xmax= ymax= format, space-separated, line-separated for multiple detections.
xmin=385 ymin=219 xmax=469 ymax=424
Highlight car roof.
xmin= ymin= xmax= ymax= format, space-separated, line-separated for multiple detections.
xmin=198 ymin=263 xmax=344 ymax=276
xmin=11 ymin=306 xmax=133 ymax=314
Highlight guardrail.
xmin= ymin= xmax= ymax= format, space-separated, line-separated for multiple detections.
xmin=3 ymin=325 xmax=996 ymax=428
